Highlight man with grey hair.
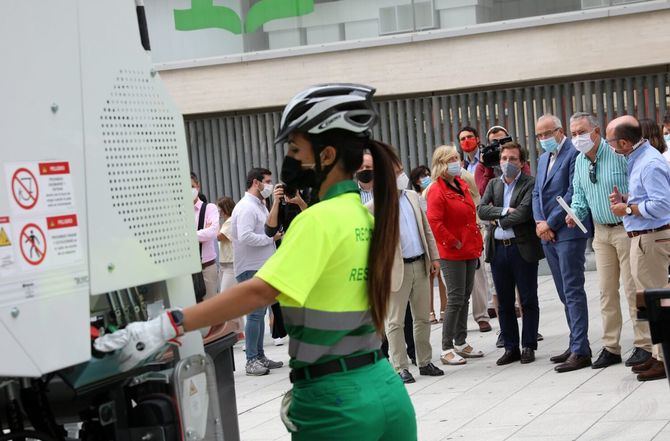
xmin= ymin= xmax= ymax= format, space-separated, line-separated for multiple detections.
xmin=532 ymin=114 xmax=593 ymax=373
xmin=565 ymin=112 xmax=652 ymax=370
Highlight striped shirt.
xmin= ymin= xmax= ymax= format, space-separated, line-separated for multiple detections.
xmin=571 ymin=138 xmax=628 ymax=225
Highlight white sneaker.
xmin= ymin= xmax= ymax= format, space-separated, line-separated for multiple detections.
xmin=274 ymin=336 xmax=287 ymax=346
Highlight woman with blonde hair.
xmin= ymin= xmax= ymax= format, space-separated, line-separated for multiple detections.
xmin=426 ymin=145 xmax=484 ymax=365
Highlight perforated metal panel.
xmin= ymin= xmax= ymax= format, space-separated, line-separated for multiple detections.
xmin=100 ymin=69 xmax=192 ymax=266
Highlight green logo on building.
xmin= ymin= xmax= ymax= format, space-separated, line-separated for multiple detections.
xmin=174 ymin=0 xmax=315 ymax=35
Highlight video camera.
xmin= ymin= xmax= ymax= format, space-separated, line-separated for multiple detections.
xmin=481 ymin=135 xmax=512 ymax=167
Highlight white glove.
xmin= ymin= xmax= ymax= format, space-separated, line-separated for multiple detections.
xmin=94 ymin=311 xmax=180 ymax=371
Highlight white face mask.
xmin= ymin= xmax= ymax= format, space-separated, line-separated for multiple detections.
xmin=260 ymin=183 xmax=273 ymax=199
xmin=447 ymin=162 xmax=461 ymax=177
xmin=191 ymin=187 xmax=199 ymax=203
xmin=572 ymin=132 xmax=595 ymax=154
xmin=396 ymin=172 xmax=409 ymax=190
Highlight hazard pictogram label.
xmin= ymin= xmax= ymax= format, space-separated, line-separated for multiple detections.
xmin=0 ymin=227 xmax=10 ymax=247
xmin=19 ymin=223 xmax=46 ymax=266
xmin=5 ymin=161 xmax=75 ymax=215
xmin=11 ymin=168 xmax=39 ymax=210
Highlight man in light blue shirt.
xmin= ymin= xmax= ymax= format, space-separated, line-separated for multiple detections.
xmin=566 ymin=112 xmax=652 ymax=371
xmin=608 ymin=115 xmax=670 ymax=382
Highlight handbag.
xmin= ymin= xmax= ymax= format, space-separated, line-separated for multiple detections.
xmin=192 ymin=201 xmax=207 ymax=303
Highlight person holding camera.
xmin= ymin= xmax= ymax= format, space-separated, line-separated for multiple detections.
xmin=475 ymin=126 xmax=532 ymax=197
xmin=265 ymin=184 xmax=308 ymax=346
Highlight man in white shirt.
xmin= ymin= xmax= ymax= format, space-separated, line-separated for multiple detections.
xmin=230 ymin=167 xmax=283 ymax=376
xmin=357 ymin=151 xmax=374 ymax=204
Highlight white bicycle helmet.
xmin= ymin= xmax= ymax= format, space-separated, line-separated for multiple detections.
xmin=275 ymin=83 xmax=378 ymax=144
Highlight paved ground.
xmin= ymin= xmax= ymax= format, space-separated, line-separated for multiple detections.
xmin=228 ymin=270 xmax=670 ymax=441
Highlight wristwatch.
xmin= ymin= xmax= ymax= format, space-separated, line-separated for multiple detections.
xmin=168 ymin=309 xmax=185 ymax=336
xmin=625 ymin=204 xmax=633 ymax=216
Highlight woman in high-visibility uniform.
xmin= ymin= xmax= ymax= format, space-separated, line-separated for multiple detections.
xmin=95 ymin=84 xmax=417 ymax=440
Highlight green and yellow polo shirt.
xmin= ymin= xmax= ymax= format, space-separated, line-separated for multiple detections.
xmin=256 ymin=180 xmax=380 ymax=369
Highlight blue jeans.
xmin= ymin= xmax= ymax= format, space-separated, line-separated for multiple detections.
xmin=543 ymin=239 xmax=590 ymax=356
xmin=237 ymin=270 xmax=267 ymax=361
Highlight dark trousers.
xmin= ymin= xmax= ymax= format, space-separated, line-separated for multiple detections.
xmin=543 ymin=238 xmax=590 ymax=356
xmin=440 ymin=259 xmax=477 ymax=350
xmin=381 ymin=304 xmax=416 ymax=361
xmin=490 ymin=242 xmax=539 ymax=350
xmin=270 ymin=302 xmax=287 ymax=339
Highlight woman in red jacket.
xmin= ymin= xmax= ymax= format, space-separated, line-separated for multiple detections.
xmin=426 ymin=145 xmax=484 ymax=365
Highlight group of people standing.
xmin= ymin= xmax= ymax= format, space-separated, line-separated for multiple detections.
xmin=360 ymin=111 xmax=670 ymax=384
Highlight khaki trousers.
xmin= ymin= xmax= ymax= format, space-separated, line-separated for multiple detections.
xmin=630 ymin=228 xmax=670 ymax=360
xmin=471 ymin=262 xmax=491 ymax=323
xmin=593 ymin=224 xmax=651 ymax=354
xmin=202 ymin=263 xmax=219 ymax=301
xmin=386 ymin=259 xmax=433 ymax=371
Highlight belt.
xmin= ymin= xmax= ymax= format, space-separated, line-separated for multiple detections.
xmin=403 ymin=254 xmax=425 ymax=264
xmin=627 ymin=224 xmax=670 ymax=238
xmin=202 ymin=259 xmax=216 ymax=269
xmin=602 ymin=222 xmax=623 ymax=228
xmin=289 ymin=350 xmax=383 ymax=383
xmin=495 ymin=238 xmax=517 ymax=247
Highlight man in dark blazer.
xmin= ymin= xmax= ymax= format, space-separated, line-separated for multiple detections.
xmin=532 ymin=114 xmax=593 ymax=373
xmin=479 ymin=142 xmax=544 ymax=365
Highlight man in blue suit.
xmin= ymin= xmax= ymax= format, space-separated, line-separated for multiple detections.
xmin=532 ymin=114 xmax=593 ymax=373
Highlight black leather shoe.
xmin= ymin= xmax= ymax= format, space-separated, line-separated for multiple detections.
xmin=521 ymin=348 xmax=535 ymax=364
xmin=550 ymin=348 xmax=571 ymax=364
xmin=592 ymin=348 xmax=622 ymax=369
xmin=555 ymin=353 xmax=591 ymax=373
xmin=399 ymin=369 xmax=416 ymax=383
xmin=488 ymin=307 xmax=497 ymax=319
xmin=537 ymin=333 xmax=544 ymax=342
xmin=625 ymin=347 xmax=652 ymax=367
xmin=496 ymin=349 xmax=521 ymax=366
xmin=496 ymin=332 xmax=504 ymax=348
xmin=419 ymin=363 xmax=444 ymax=376
xmin=410 ymin=358 xmax=417 ymax=366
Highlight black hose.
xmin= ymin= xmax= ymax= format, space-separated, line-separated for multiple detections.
xmin=0 ymin=431 xmax=56 ymax=441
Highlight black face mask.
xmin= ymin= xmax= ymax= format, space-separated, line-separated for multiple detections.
xmin=280 ymin=156 xmax=317 ymax=192
xmin=356 ymin=169 xmax=373 ymax=184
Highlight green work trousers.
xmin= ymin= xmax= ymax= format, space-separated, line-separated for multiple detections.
xmin=285 ymin=358 xmax=417 ymax=440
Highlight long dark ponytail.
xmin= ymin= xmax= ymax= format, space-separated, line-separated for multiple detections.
xmin=307 ymin=132 xmax=399 ymax=332
xmin=366 ymin=140 xmax=399 ymax=332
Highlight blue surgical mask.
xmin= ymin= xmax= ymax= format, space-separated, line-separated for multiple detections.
xmin=540 ymin=137 xmax=559 ymax=153
xmin=664 ymin=134 xmax=670 ymax=146
xmin=447 ymin=162 xmax=461 ymax=177
xmin=420 ymin=176 xmax=431 ymax=189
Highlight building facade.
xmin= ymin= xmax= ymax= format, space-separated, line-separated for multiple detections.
xmin=144 ymin=0 xmax=670 ymax=201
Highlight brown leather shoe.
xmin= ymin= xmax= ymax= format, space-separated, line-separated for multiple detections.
xmin=478 ymin=321 xmax=492 ymax=332
xmin=555 ymin=353 xmax=591 ymax=373
xmin=637 ymin=359 xmax=667 ymax=382
xmin=487 ymin=307 xmax=497 ymax=319
xmin=631 ymin=356 xmax=656 ymax=374
xmin=550 ymin=348 xmax=571 ymax=364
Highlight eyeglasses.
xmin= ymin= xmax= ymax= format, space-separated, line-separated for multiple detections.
xmin=535 ymin=128 xmax=559 ymax=140
xmin=588 ymin=161 xmax=597 ymax=184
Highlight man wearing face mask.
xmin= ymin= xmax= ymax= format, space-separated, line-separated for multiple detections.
xmin=565 ymin=112 xmax=653 ymax=371
xmin=608 ymin=115 xmax=670 ymax=382
xmin=357 ymin=151 xmax=374 ymax=204
xmin=230 ymin=167 xmax=284 ymax=376
xmin=458 ymin=126 xmax=482 ymax=175
xmin=479 ymin=142 xmax=543 ymax=365
xmin=532 ymin=114 xmax=593 ymax=373
xmin=191 ymin=172 xmax=221 ymax=301
xmin=366 ymin=159 xmax=444 ymax=383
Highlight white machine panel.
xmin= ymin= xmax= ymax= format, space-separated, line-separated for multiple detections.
xmin=78 ymin=1 xmax=201 ymax=295
xmin=0 ymin=0 xmax=90 ymax=375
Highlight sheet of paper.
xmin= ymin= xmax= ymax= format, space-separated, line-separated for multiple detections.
xmin=556 ymin=196 xmax=588 ymax=234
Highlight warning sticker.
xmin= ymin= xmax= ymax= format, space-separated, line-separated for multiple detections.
xmin=11 ymin=214 xmax=82 ymax=270
xmin=0 ymin=216 xmax=17 ymax=277
xmin=5 ymin=161 xmax=75 ymax=215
